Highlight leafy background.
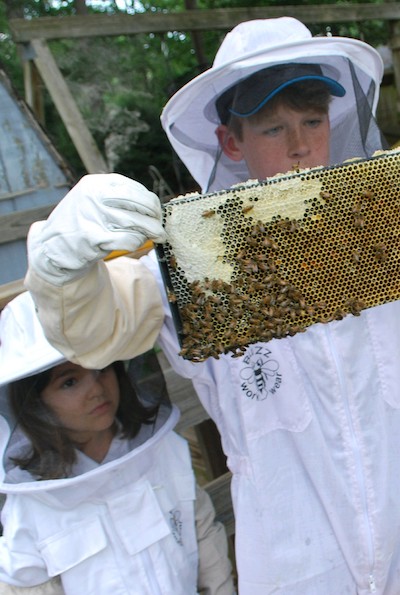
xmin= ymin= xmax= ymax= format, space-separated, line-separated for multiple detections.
xmin=0 ymin=0 xmax=393 ymax=194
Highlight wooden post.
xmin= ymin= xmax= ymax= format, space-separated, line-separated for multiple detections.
xmin=389 ymin=20 xmax=400 ymax=115
xmin=27 ymin=39 xmax=109 ymax=174
xmin=23 ymin=59 xmax=45 ymax=126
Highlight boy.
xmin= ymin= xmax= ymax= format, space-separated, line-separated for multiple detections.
xmin=25 ymin=17 xmax=399 ymax=595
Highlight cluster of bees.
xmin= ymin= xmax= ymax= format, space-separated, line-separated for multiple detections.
xmin=161 ymin=151 xmax=400 ymax=361
xmin=174 ymin=216 xmax=368 ymax=361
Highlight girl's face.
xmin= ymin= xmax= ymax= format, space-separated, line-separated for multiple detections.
xmin=41 ymin=362 xmax=120 ymax=458
xmin=218 ymin=104 xmax=330 ymax=180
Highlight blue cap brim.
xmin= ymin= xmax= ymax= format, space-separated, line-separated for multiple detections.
xmin=229 ymin=75 xmax=346 ymax=118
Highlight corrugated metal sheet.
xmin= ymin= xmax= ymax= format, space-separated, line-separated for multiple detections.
xmin=0 ymin=69 xmax=74 ymax=284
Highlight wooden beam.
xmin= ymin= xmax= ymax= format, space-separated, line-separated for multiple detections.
xmin=9 ymin=5 xmax=400 ymax=42
xmin=0 ymin=203 xmax=56 ymax=244
xmin=23 ymin=60 xmax=45 ymax=126
xmin=27 ymin=39 xmax=108 ymax=174
xmin=204 ymin=471 xmax=234 ymax=536
xmin=390 ymin=23 xmax=400 ymax=106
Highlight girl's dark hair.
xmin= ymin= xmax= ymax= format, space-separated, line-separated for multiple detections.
xmin=7 ymin=361 xmax=159 ymax=480
xmin=227 ymin=80 xmax=332 ymax=141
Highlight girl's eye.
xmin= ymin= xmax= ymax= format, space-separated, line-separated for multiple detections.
xmin=61 ymin=378 xmax=78 ymax=389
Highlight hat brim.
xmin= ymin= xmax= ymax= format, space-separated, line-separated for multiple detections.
xmin=0 ymin=292 xmax=66 ymax=387
xmin=0 ymin=351 xmax=66 ymax=387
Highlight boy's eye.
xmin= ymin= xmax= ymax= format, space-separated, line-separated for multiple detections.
xmin=264 ymin=126 xmax=282 ymax=136
xmin=306 ymin=118 xmax=323 ymax=128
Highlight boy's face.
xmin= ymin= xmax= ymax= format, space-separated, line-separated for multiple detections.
xmin=217 ymin=103 xmax=330 ymax=180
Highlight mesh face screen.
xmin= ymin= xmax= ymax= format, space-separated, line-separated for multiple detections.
xmin=157 ymin=149 xmax=400 ymax=361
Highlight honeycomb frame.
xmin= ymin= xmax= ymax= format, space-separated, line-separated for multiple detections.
xmin=156 ymin=149 xmax=400 ymax=361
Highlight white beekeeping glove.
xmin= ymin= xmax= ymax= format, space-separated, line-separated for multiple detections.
xmin=0 ymin=577 xmax=64 ymax=594
xmin=27 ymin=173 xmax=167 ymax=286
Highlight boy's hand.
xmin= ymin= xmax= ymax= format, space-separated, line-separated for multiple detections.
xmin=27 ymin=173 xmax=166 ymax=285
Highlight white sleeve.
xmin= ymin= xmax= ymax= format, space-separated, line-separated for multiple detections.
xmin=0 ymin=501 xmax=51 ymax=589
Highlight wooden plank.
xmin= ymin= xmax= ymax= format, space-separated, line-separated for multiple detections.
xmin=204 ymin=471 xmax=234 ymax=536
xmin=390 ymin=23 xmax=400 ymax=104
xmin=28 ymin=39 xmax=108 ymax=175
xmin=0 ymin=203 xmax=57 ymax=244
xmin=156 ymin=349 xmax=210 ymax=431
xmin=23 ymin=60 xmax=45 ymax=126
xmin=9 ymin=5 xmax=400 ymax=42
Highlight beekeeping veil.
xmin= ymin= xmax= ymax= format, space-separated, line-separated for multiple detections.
xmin=0 ymin=292 xmax=66 ymax=483
xmin=161 ymin=17 xmax=385 ymax=193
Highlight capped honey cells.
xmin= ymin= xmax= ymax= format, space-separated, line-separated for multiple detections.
xmin=156 ymin=149 xmax=400 ymax=362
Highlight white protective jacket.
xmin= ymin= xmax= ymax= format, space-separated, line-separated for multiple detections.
xmin=25 ymin=253 xmax=400 ymax=595
xmin=0 ymin=401 xmax=202 ymax=595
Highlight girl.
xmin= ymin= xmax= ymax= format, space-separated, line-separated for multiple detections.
xmin=0 ymin=291 xmax=234 ymax=595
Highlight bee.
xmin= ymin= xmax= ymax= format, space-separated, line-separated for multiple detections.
xmin=190 ymin=350 xmax=207 ymax=362
xmin=168 ymin=255 xmax=177 ymax=269
xmin=210 ymin=279 xmax=225 ymax=291
xmin=361 ymin=189 xmax=375 ymax=199
xmin=345 ymin=298 xmax=365 ymax=316
xmin=313 ymin=301 xmax=327 ymax=310
xmin=242 ymin=205 xmax=254 ymax=214
xmin=235 ymin=248 xmax=247 ymax=260
xmin=352 ymin=202 xmax=363 ymax=215
xmin=202 ymin=209 xmax=216 ymax=218
xmin=245 ymin=236 xmax=258 ymax=247
xmin=352 ymin=249 xmax=361 ymax=264
xmin=334 ymin=309 xmax=346 ymax=321
xmin=262 ymin=237 xmax=279 ymax=250
xmin=373 ymin=243 xmax=388 ymax=262
xmin=179 ymin=347 xmax=191 ymax=358
xmin=288 ymin=325 xmax=304 ymax=336
xmin=167 ymin=289 xmax=177 ymax=303
xmin=258 ymin=262 xmax=270 ymax=272
xmin=242 ymin=260 xmax=259 ymax=274
xmin=256 ymin=220 xmax=266 ymax=234
xmin=319 ymin=191 xmax=332 ymax=201
xmin=277 ymin=219 xmax=299 ymax=233
xmin=354 ymin=214 xmax=365 ymax=229
xmin=287 ymin=220 xmax=300 ymax=233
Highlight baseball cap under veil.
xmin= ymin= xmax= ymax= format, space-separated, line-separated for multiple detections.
xmin=161 ymin=17 xmax=387 ymax=193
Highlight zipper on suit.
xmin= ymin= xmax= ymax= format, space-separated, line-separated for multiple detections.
xmin=324 ymin=326 xmax=376 ymax=591
xmin=143 ymin=550 xmax=163 ymax=594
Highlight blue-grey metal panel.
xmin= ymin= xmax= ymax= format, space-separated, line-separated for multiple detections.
xmin=0 ymin=69 xmax=74 ymax=284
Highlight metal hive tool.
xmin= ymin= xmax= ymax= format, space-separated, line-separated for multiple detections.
xmin=156 ymin=149 xmax=400 ymax=361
